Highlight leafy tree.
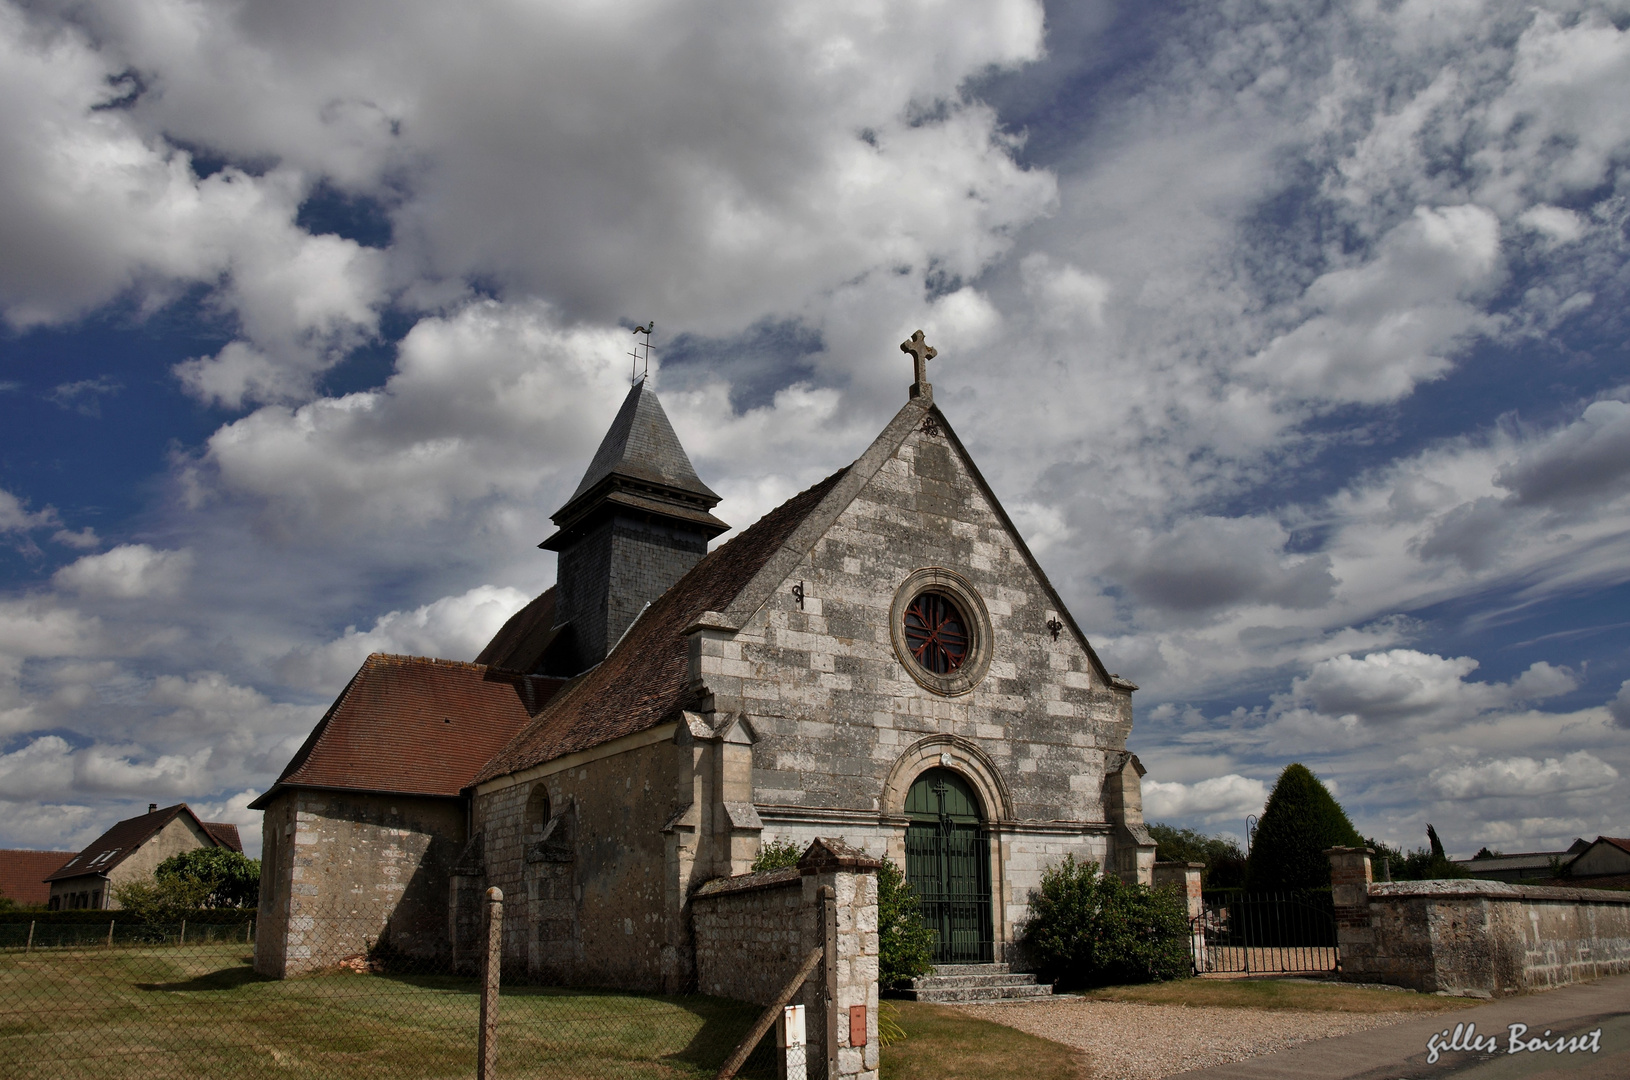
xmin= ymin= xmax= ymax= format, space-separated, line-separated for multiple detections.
xmin=877 ymin=858 xmax=934 ymax=988
xmin=155 ymin=847 xmax=262 ymax=908
xmin=1020 ymin=855 xmax=1190 ymax=988
xmin=1147 ymin=824 xmax=1246 ymax=889
xmin=750 ymin=837 xmax=803 ymax=873
xmin=1473 ymin=846 xmax=1502 ymax=859
xmin=111 ymin=874 xmax=219 ymax=922
xmin=0 ymin=886 xmax=13 ymax=912
xmin=1244 ymin=764 xmax=1364 ymax=892
xmin=1367 ymin=835 xmax=1470 ymax=882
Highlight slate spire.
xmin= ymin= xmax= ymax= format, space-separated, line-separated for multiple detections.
xmin=536 ymin=380 xmax=728 ymax=673
xmin=552 ymin=379 xmax=722 ymax=526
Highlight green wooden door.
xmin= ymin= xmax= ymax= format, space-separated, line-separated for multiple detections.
xmin=904 ymin=768 xmax=993 ymax=964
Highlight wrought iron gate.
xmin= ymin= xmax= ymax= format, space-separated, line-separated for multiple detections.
xmin=1189 ymin=891 xmax=1338 ymax=976
xmin=904 ymin=769 xmax=993 ymax=964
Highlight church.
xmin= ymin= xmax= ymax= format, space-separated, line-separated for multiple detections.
xmin=252 ymin=333 xmax=1156 ymax=986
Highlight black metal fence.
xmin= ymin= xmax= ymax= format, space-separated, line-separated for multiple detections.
xmin=1189 ymin=891 xmax=1338 ymax=976
xmin=0 ymin=909 xmax=776 ymax=1079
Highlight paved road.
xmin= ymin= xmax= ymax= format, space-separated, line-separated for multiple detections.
xmin=1175 ymin=974 xmax=1630 ymax=1079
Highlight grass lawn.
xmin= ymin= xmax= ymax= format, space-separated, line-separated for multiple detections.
xmin=1080 ymin=977 xmax=1481 ymax=1013
xmin=881 ymin=1000 xmax=1085 ymax=1080
xmin=1 ymin=944 xmax=769 ymax=1080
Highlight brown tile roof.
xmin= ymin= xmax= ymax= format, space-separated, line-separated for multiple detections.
xmin=476 ymin=468 xmax=848 ymax=782
xmin=474 ymin=586 xmax=558 ymax=670
xmin=201 ymin=822 xmax=243 ymax=853
xmin=0 ymin=850 xmax=75 ymax=905
xmin=46 ymin=804 xmax=228 ymax=883
xmin=253 ymin=655 xmax=567 ymax=806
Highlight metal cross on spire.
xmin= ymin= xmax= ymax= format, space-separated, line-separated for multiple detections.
xmin=629 ymin=322 xmax=655 ymax=384
xmin=900 ymin=329 xmax=937 ymax=399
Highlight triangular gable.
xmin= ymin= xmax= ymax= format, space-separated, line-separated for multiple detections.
xmin=711 ymin=395 xmax=1119 ymax=688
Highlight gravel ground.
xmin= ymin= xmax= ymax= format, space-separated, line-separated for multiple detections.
xmin=957 ymin=997 xmax=1414 ymax=1080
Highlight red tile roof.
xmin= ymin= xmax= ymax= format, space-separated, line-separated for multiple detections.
xmin=0 ymin=850 xmax=75 ymax=905
xmin=476 ymin=469 xmax=847 ymax=783
xmin=46 ymin=804 xmax=231 ymax=883
xmin=201 ymin=822 xmax=243 ymax=853
xmin=254 ymin=655 xmax=567 ymax=806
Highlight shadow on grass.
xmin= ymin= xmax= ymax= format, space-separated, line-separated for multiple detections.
xmin=667 ymin=995 xmax=774 ymax=1078
xmin=137 ymin=965 xmax=275 ymax=992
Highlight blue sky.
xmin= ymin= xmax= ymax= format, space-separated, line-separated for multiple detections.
xmin=2 ymin=0 xmax=1628 ymax=861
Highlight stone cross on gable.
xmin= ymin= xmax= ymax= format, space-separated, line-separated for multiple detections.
xmin=901 ymin=329 xmax=937 ymax=398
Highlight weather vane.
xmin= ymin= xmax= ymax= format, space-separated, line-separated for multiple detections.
xmin=629 ymin=321 xmax=655 ymax=385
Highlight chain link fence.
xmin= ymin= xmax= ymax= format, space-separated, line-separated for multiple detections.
xmin=0 ymin=907 xmax=779 ymax=1079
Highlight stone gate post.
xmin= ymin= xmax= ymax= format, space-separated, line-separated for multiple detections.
xmin=1152 ymin=861 xmax=1205 ymax=970
xmin=1325 ymin=846 xmax=1373 ymax=980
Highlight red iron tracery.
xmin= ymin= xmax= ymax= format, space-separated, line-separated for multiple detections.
xmin=904 ymin=592 xmax=969 ymax=675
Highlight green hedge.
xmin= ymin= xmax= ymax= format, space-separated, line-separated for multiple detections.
xmin=0 ymin=908 xmax=256 ymax=925
xmin=0 ymin=918 xmax=255 ymax=949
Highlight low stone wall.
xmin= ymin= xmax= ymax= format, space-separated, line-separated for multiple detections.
xmin=690 ymin=839 xmax=880 ymax=1080
xmin=1329 ymin=847 xmax=1630 ymax=995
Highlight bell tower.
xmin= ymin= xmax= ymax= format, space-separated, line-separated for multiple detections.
xmin=535 ymin=380 xmax=728 ymax=674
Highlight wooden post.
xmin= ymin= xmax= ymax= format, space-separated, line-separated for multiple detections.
xmin=478 ymin=886 xmax=503 ymax=1080
xmin=108 ymin=921 xmax=115 ymax=948
xmin=180 ymin=920 xmax=186 ymax=946
xmin=26 ymin=921 xmax=34 ymax=953
xmin=716 ymin=947 xmax=823 ymax=1080
xmin=821 ymin=885 xmax=837 ymax=1080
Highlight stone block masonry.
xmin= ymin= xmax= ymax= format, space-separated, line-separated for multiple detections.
xmin=255 ymin=790 xmax=464 ymax=977
xmin=691 ymin=840 xmax=881 ymax=1080
xmin=1328 ymin=847 xmax=1630 ymax=995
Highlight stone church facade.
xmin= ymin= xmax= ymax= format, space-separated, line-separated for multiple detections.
xmin=255 ymin=336 xmax=1155 ymax=985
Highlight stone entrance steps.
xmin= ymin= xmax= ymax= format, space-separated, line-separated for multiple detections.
xmin=902 ymin=963 xmax=1054 ymax=1003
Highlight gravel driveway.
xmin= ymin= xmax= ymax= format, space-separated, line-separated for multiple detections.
xmin=957 ymin=997 xmax=1417 ymax=1079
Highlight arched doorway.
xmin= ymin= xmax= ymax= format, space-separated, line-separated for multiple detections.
xmin=905 ymin=768 xmax=993 ymax=964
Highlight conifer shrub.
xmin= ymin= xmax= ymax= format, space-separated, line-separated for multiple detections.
xmin=1020 ymin=856 xmax=1190 ymax=988
xmin=1245 ymin=763 xmax=1364 ymax=892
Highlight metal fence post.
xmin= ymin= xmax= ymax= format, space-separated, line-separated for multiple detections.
xmin=26 ymin=921 xmax=35 ymax=953
xmin=478 ymin=886 xmax=503 ymax=1080
xmin=107 ymin=921 xmax=115 ymax=948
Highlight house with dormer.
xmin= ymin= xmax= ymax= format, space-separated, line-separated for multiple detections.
xmin=46 ymin=803 xmax=242 ymax=911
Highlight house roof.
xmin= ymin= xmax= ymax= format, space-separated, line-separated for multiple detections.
xmin=475 ymin=467 xmax=849 ymax=783
xmin=474 ymin=586 xmax=559 ymax=671
xmin=0 ymin=850 xmax=75 ymax=905
xmin=45 ymin=804 xmax=232 ymax=883
xmin=201 ymin=822 xmax=243 ymax=853
xmin=252 ymin=654 xmax=567 ymax=807
xmin=1576 ymin=836 xmax=1630 ymax=867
